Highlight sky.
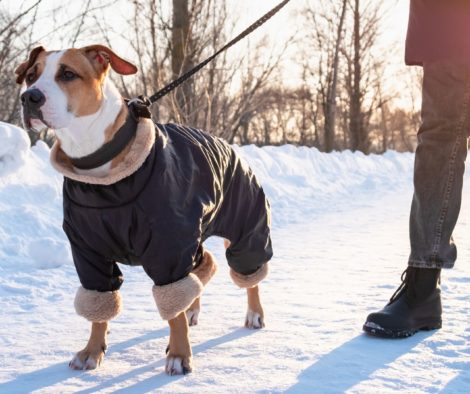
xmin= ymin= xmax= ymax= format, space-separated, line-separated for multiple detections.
xmin=2 ymin=0 xmax=414 ymax=108
xmin=234 ymin=0 xmax=413 ymax=106
xmin=238 ymin=0 xmax=410 ymax=61
xmin=2 ymin=0 xmax=411 ymax=61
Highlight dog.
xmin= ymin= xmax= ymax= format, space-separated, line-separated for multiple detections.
xmin=15 ymin=45 xmax=272 ymax=375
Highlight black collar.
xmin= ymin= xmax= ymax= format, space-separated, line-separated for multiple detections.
xmin=70 ymin=100 xmax=152 ymax=171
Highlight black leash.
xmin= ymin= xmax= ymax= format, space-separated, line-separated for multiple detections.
xmin=70 ymin=0 xmax=291 ymax=170
xmin=147 ymin=0 xmax=292 ymax=104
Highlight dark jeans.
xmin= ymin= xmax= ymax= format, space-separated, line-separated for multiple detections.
xmin=409 ymin=61 xmax=470 ymax=269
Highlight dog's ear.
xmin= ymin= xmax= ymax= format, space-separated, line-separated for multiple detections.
xmin=82 ymin=45 xmax=138 ymax=76
xmin=15 ymin=46 xmax=46 ymax=84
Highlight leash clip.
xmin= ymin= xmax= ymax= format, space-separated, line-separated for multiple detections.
xmin=127 ymin=96 xmax=152 ymax=120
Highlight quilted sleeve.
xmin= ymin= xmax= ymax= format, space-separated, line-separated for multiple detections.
xmin=64 ymin=222 xmax=123 ymax=292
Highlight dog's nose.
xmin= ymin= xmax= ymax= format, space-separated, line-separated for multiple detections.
xmin=21 ymin=88 xmax=45 ymax=108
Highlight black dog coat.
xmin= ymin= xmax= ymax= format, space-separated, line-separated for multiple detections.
xmin=61 ymin=123 xmax=273 ymax=292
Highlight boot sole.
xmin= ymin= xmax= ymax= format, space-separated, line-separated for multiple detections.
xmin=363 ymin=320 xmax=442 ymax=339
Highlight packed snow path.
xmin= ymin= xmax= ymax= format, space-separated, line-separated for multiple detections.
xmin=1 ymin=122 xmax=469 ymax=393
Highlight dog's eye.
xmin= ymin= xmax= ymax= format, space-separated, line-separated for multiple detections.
xmin=26 ymin=72 xmax=36 ymax=84
xmin=61 ymin=70 xmax=78 ymax=81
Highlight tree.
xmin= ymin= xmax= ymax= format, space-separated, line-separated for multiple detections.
xmin=1 ymin=0 xmax=417 ymax=152
xmin=343 ymin=0 xmax=392 ymax=154
xmin=324 ymin=0 xmax=347 ymax=152
xmin=303 ymin=1 xmax=345 ymax=151
xmin=171 ymin=0 xmax=193 ymax=119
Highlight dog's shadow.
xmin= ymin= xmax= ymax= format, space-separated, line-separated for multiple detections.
xmin=76 ymin=327 xmax=257 ymax=394
xmin=0 ymin=328 xmax=167 ymax=394
xmin=0 ymin=327 xmax=256 ymax=394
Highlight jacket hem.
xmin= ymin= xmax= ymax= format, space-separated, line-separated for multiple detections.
xmin=74 ymin=286 xmax=122 ymax=322
xmin=152 ymin=273 xmax=204 ymax=320
xmin=192 ymin=250 xmax=218 ymax=286
xmin=230 ymin=263 xmax=269 ymax=288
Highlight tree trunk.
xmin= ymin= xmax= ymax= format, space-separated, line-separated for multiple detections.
xmin=172 ymin=0 xmax=189 ymax=78
xmin=172 ymin=0 xmax=193 ymax=120
xmin=149 ymin=0 xmax=160 ymax=119
xmin=378 ymin=85 xmax=389 ymax=153
xmin=349 ymin=0 xmax=368 ymax=153
xmin=324 ymin=0 xmax=347 ymax=153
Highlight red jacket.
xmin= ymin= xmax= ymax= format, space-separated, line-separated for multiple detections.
xmin=406 ymin=0 xmax=470 ymax=66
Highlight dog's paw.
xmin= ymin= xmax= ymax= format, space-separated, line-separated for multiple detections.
xmin=165 ymin=355 xmax=192 ymax=375
xmin=186 ymin=308 xmax=200 ymax=326
xmin=69 ymin=348 xmax=105 ymax=371
xmin=245 ymin=309 xmax=265 ymax=329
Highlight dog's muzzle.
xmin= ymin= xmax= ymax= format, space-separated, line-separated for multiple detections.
xmin=21 ymin=88 xmax=48 ymax=132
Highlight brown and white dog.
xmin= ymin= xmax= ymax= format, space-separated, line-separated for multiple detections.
xmin=15 ymin=45 xmax=269 ymax=375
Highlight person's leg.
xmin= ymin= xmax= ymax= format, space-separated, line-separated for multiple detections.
xmin=410 ymin=63 xmax=470 ymax=268
xmin=364 ymin=61 xmax=470 ymax=338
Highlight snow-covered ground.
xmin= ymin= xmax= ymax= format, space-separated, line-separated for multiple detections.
xmin=1 ymin=121 xmax=469 ymax=393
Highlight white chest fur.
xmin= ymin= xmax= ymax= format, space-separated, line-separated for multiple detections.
xmin=54 ymin=79 xmax=124 ymax=177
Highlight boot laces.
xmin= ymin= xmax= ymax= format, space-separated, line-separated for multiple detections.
xmin=389 ymin=267 xmax=442 ymax=305
xmin=389 ymin=267 xmax=411 ymax=304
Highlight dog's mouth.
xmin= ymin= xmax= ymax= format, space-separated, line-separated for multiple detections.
xmin=23 ymin=110 xmax=50 ymax=133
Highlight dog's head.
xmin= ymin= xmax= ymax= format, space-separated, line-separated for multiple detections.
xmin=15 ymin=45 xmax=137 ymax=133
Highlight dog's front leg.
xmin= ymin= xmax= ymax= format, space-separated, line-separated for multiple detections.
xmin=246 ymin=286 xmax=265 ymax=329
xmin=70 ymin=321 xmax=108 ymax=370
xmin=166 ymin=312 xmax=192 ymax=375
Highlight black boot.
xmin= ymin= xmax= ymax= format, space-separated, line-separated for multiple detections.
xmin=363 ymin=267 xmax=442 ymax=338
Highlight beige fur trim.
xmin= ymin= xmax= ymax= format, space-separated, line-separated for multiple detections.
xmin=50 ymin=117 xmax=156 ymax=185
xmin=152 ymin=274 xmax=204 ymax=320
xmin=230 ymin=263 xmax=269 ymax=288
xmin=192 ymin=250 xmax=218 ymax=286
xmin=74 ymin=286 xmax=122 ymax=322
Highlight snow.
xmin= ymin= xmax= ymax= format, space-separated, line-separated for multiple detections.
xmin=0 ymin=122 xmax=30 ymax=178
xmin=1 ymin=122 xmax=469 ymax=393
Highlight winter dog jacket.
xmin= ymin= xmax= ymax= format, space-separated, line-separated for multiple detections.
xmin=55 ymin=121 xmax=272 ymax=292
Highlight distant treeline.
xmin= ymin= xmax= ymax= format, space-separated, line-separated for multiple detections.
xmin=0 ymin=0 xmax=421 ymax=153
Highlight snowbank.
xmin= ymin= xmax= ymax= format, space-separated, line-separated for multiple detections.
xmin=0 ymin=122 xmax=415 ymax=272
xmin=0 ymin=122 xmax=30 ymax=178
xmin=234 ymin=144 xmax=414 ymax=225
xmin=0 ymin=124 xmax=68 ymax=271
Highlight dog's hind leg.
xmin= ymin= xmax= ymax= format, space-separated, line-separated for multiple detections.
xmin=69 ymin=321 xmax=108 ymax=370
xmin=229 ymin=263 xmax=269 ymax=329
xmin=186 ymin=297 xmax=200 ymax=326
xmin=224 ymin=239 xmax=266 ymax=329
xmin=166 ymin=312 xmax=192 ymax=375
xmin=185 ymin=250 xmax=218 ymax=327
